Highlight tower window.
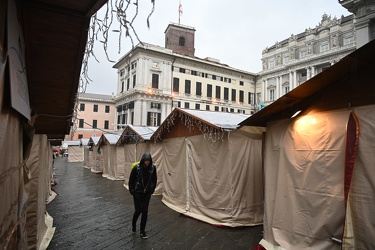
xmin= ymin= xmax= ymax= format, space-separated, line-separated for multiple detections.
xmin=179 ymin=37 xmax=185 ymax=46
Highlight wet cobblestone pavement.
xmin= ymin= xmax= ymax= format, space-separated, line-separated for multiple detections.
xmin=47 ymin=157 xmax=263 ymax=250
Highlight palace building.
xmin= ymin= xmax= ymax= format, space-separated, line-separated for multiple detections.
xmin=259 ymin=0 xmax=375 ymax=107
xmin=113 ymin=23 xmax=259 ymax=128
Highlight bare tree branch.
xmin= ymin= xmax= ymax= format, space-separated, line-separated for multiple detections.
xmin=73 ymin=0 xmax=156 ymax=137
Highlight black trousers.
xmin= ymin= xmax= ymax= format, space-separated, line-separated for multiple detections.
xmin=132 ymin=192 xmax=152 ymax=232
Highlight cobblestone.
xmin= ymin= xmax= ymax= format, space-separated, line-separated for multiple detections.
xmin=47 ymin=157 xmax=263 ymax=249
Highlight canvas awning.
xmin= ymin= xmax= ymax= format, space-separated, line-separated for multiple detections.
xmin=21 ymin=0 xmax=107 ymax=143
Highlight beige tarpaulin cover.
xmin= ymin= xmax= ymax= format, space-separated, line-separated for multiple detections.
xmin=80 ymin=138 xmax=90 ymax=168
xmin=67 ymin=145 xmax=84 ymax=162
xmin=260 ymin=105 xmax=375 ymax=250
xmin=102 ymin=144 xmax=122 ymax=180
xmin=123 ymin=143 xmax=136 ymax=189
xmin=83 ymin=148 xmax=90 ymax=168
xmin=161 ymin=129 xmax=264 ymax=227
xmin=148 ymin=142 xmax=163 ymax=195
xmin=115 ymin=145 xmax=126 ymax=180
xmin=88 ymin=136 xmax=102 ymax=173
xmin=102 ymin=144 xmax=110 ymax=178
xmin=25 ymin=134 xmax=55 ymax=249
xmin=342 ymin=105 xmax=375 ymax=249
xmin=122 ymin=142 xmax=164 ymax=195
xmin=91 ymin=147 xmax=103 ymax=174
xmin=100 ymin=134 xmax=121 ymax=180
xmin=0 ymin=108 xmax=28 ymax=248
xmin=83 ymin=147 xmax=90 ymax=169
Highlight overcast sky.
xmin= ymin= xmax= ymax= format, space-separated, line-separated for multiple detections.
xmin=85 ymin=0 xmax=350 ymax=95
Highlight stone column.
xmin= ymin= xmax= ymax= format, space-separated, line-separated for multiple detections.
xmin=289 ymin=71 xmax=293 ymax=90
xmin=263 ymin=79 xmax=268 ymax=102
xmin=275 ymin=77 xmax=279 ymax=99
xmin=311 ymin=66 xmax=315 ymax=77
xmin=293 ymin=71 xmax=298 ymax=88
xmin=307 ymin=67 xmax=311 ymax=80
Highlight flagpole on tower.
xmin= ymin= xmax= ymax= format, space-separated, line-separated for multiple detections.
xmin=178 ymin=0 xmax=183 ymax=25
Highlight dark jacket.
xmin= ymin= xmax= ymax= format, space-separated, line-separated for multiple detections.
xmin=128 ymin=152 xmax=157 ymax=195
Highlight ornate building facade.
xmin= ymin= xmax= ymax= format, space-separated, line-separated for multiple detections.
xmin=259 ymin=0 xmax=375 ymax=107
xmin=340 ymin=0 xmax=375 ymax=47
xmin=113 ymin=23 xmax=258 ymax=129
xmin=259 ymin=14 xmax=356 ymax=106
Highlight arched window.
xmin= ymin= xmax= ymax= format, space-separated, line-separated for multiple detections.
xmin=179 ymin=36 xmax=185 ymax=46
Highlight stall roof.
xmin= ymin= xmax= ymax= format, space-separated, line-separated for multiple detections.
xmin=182 ymin=109 xmax=250 ymax=129
xmin=151 ymin=108 xmax=250 ymax=141
xmin=240 ymin=39 xmax=375 ymax=127
xmin=98 ymin=133 xmax=121 ymax=145
xmin=88 ymin=136 xmax=101 ymax=146
xmin=117 ymin=125 xmax=158 ymax=145
xmin=62 ymin=140 xmax=80 ymax=149
xmin=80 ymin=138 xmax=90 ymax=147
xmin=21 ymin=0 xmax=107 ymax=143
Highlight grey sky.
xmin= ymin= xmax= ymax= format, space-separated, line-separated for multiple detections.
xmin=85 ymin=0 xmax=350 ymax=95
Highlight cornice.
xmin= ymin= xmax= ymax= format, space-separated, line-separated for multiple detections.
xmin=259 ymin=45 xmax=356 ymax=77
xmin=115 ymin=90 xmax=171 ymax=105
xmin=79 ymin=97 xmax=115 ymax=104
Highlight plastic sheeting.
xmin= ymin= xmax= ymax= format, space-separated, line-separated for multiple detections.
xmin=161 ymin=129 xmax=264 ymax=227
xmin=260 ymin=105 xmax=375 ymax=249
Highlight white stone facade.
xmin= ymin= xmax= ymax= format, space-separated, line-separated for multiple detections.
xmin=113 ymin=43 xmax=258 ymax=129
xmin=259 ymin=14 xmax=357 ymax=107
xmin=259 ymin=0 xmax=375 ymax=108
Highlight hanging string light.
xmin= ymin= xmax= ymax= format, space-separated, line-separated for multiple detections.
xmin=153 ymin=110 xmax=227 ymax=143
xmin=79 ymin=0 xmax=156 ymax=95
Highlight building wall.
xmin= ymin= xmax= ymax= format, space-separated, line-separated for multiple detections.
xmin=258 ymin=14 xmax=357 ymax=107
xmin=258 ymin=1 xmax=375 ymax=108
xmin=171 ymin=58 xmax=257 ymax=113
xmin=69 ymin=94 xmax=116 ymax=140
xmin=165 ymin=23 xmax=195 ymax=57
xmin=340 ymin=0 xmax=375 ymax=47
xmin=113 ymin=42 xmax=257 ymax=129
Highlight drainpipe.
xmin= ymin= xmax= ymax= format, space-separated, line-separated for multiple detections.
xmin=170 ymin=56 xmax=177 ymax=112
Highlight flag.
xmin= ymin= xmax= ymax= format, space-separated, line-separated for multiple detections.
xmin=179 ymin=3 xmax=183 ymax=14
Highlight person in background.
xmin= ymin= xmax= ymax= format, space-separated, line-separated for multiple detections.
xmin=128 ymin=152 xmax=157 ymax=239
